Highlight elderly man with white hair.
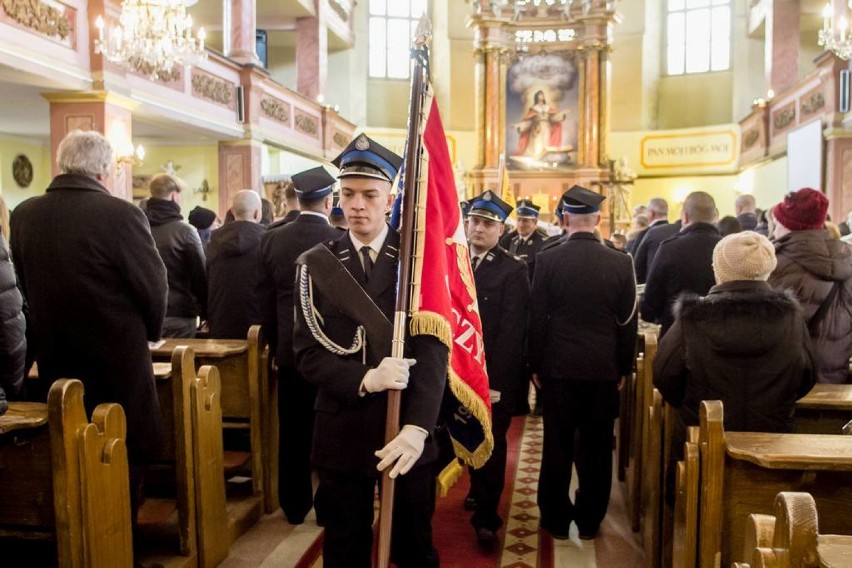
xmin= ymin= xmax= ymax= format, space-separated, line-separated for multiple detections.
xmin=205 ymin=189 xmax=266 ymax=339
xmin=10 ymin=129 xmax=168 ymax=524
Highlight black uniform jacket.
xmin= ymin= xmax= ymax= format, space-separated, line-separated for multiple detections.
xmin=501 ymin=229 xmax=547 ymax=280
xmin=473 ymin=246 xmax=530 ymax=406
xmin=293 ymin=228 xmax=448 ymax=476
xmin=266 ymin=209 xmax=300 ymax=231
xmin=11 ymin=174 xmax=168 ymax=462
xmin=259 ymin=213 xmax=342 ymax=366
xmin=528 ymin=232 xmax=637 ymax=383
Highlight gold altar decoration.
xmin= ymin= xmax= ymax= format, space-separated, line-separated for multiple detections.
xmin=466 ymin=0 xmax=621 ymax=234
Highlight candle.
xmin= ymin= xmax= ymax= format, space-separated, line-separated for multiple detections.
xmin=823 ymin=4 xmax=832 ymax=32
xmin=840 ymin=16 xmax=848 ymax=42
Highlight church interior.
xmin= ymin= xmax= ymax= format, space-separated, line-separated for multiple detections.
xmin=1 ymin=0 xmax=852 ymax=567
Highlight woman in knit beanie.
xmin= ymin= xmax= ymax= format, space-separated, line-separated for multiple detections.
xmin=654 ymin=230 xmax=817 ymax=503
xmin=768 ymin=188 xmax=852 ymax=383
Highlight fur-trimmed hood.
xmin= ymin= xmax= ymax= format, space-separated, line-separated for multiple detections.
xmin=674 ymin=281 xmax=803 ymax=357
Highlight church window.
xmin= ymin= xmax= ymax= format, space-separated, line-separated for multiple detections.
xmin=666 ymin=0 xmax=731 ymax=75
xmin=369 ymin=0 xmax=428 ymax=79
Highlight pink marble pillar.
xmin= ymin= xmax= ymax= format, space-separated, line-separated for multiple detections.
xmin=584 ymin=50 xmax=601 ymax=167
xmin=825 ymin=137 xmax=852 ymax=224
xmin=218 ymin=140 xmax=264 ymax=217
xmin=296 ymin=9 xmax=328 ymax=101
xmin=765 ymin=0 xmax=800 ymax=94
xmin=224 ymin=0 xmax=260 ymax=66
xmin=45 ymin=93 xmax=135 ymax=201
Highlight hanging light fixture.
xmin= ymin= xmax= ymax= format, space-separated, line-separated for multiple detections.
xmin=819 ymin=1 xmax=852 ymax=60
xmin=94 ymin=0 xmax=207 ymax=81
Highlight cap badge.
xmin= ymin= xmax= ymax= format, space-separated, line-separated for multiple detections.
xmin=355 ymin=135 xmax=370 ymax=151
xmin=483 ymin=192 xmax=492 ymax=201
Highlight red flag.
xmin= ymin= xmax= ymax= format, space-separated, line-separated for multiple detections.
xmin=409 ymin=92 xmax=493 ymax=468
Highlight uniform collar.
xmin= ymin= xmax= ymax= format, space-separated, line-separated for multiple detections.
xmin=350 ymin=223 xmax=389 ymax=253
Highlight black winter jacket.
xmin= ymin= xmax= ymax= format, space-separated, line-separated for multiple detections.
xmin=146 ymin=198 xmax=207 ymax=319
xmin=654 ymin=280 xmax=817 ymax=456
xmin=0 ymin=234 xmax=25 ymax=410
xmin=206 ymin=220 xmax=266 ymax=339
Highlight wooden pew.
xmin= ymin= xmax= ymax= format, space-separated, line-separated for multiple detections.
xmin=141 ymin=348 xmax=229 ymax=568
xmin=794 ymin=384 xmax=852 ymax=435
xmin=626 ymin=332 xmax=657 ymax=532
xmin=149 ymin=326 xmax=270 ymax=541
xmin=672 ymin=426 xmax=700 ymax=568
xmin=642 ymin=389 xmax=664 ymax=567
xmin=0 ymin=379 xmax=132 ymax=568
xmin=618 ymin=333 xmax=647 ymax=482
xmin=733 ymin=491 xmax=852 ymax=568
xmin=695 ymin=400 xmax=852 ymax=567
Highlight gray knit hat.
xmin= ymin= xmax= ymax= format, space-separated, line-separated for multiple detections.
xmin=712 ymin=231 xmax=777 ymax=283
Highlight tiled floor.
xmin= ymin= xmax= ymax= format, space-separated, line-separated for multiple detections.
xmin=219 ymin=413 xmax=644 ymax=567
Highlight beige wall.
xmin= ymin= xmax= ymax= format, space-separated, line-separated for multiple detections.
xmin=0 ymin=137 xmax=52 ymax=210
xmin=657 ymin=72 xmax=734 ymax=130
xmin=134 ymin=145 xmax=220 ymax=214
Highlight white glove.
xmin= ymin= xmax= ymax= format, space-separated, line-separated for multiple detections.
xmin=361 ymin=357 xmax=416 ymax=394
xmin=375 ymin=425 xmax=428 ymax=478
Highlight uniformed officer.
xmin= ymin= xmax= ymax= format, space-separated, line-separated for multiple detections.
xmin=464 ymin=190 xmax=530 ymax=550
xmin=500 ymin=199 xmax=547 ymax=280
xmin=293 ymin=134 xmax=447 ymax=568
xmin=258 ymin=166 xmax=342 ymax=525
xmin=529 ymin=185 xmax=637 ymax=541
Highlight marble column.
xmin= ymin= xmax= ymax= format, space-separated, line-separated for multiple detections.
xmin=44 ymin=92 xmax=137 ymax=201
xmin=224 ymin=0 xmax=261 ymax=66
xmin=583 ymin=49 xmax=601 ymax=167
xmin=825 ymin=136 xmax=852 ymax=225
xmin=218 ymin=140 xmax=264 ymax=217
xmin=483 ymin=47 xmax=503 ymax=169
xmin=765 ymin=0 xmax=800 ymax=95
xmin=296 ymin=6 xmax=328 ymax=101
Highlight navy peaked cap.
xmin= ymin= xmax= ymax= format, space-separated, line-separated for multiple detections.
xmin=561 ymin=185 xmax=605 ymax=214
xmin=332 ymin=134 xmax=403 ymax=183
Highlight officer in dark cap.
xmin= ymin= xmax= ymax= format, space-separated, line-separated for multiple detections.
xmin=329 ymin=194 xmax=347 ymax=230
xmin=293 ymin=134 xmax=448 ymax=567
xmin=529 ymin=185 xmax=637 ymax=541
xmin=463 ymin=190 xmax=530 ymax=550
xmin=500 ymin=198 xmax=548 ymax=280
xmin=258 ymin=165 xmax=342 ymax=525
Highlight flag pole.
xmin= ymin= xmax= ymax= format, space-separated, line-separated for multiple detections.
xmin=377 ymin=16 xmax=431 ymax=568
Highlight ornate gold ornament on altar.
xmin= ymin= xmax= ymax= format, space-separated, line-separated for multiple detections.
xmin=465 ymin=0 xmax=621 ymax=234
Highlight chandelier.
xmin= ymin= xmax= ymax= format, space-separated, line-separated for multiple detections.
xmin=819 ymin=1 xmax=852 ymax=60
xmin=94 ymin=0 xmax=206 ymax=81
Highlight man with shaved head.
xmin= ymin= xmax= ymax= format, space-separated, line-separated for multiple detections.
xmin=206 ymin=189 xmax=266 ymax=339
xmin=641 ymin=191 xmax=721 ymax=336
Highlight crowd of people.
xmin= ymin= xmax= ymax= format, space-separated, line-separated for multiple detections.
xmin=0 ymin=128 xmax=850 ymax=567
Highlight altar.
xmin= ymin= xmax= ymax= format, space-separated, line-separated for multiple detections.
xmin=466 ymin=0 xmax=621 ymax=234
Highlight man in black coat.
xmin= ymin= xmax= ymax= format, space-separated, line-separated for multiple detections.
xmin=206 ymin=189 xmax=266 ymax=339
xmin=464 ymin=190 xmax=530 ymax=549
xmin=146 ymin=174 xmax=207 ymax=338
xmin=11 ymin=130 xmax=168 ymax=509
xmin=293 ymin=135 xmax=447 ymax=567
xmin=529 ymin=185 xmax=637 ymax=541
xmin=258 ymin=166 xmax=342 ymax=525
xmin=641 ymin=191 xmax=721 ymax=337
xmin=625 ymin=197 xmax=668 ymax=255
xmin=633 ymin=219 xmax=682 ymax=283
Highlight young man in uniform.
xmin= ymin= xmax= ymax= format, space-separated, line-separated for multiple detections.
xmin=293 ymin=135 xmax=447 ymax=568
xmin=464 ymin=190 xmax=530 ymax=549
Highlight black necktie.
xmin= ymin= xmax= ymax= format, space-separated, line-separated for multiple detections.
xmin=471 ymin=256 xmax=480 ymax=271
xmin=360 ymin=246 xmax=373 ymax=282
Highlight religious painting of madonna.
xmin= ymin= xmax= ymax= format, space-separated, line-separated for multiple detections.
xmin=505 ymin=53 xmax=579 ymax=170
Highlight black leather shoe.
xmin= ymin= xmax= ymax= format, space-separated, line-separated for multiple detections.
xmin=475 ymin=527 xmax=497 ymax=551
xmin=540 ymin=522 xmax=570 ymax=540
xmin=464 ymin=496 xmax=477 ymax=511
